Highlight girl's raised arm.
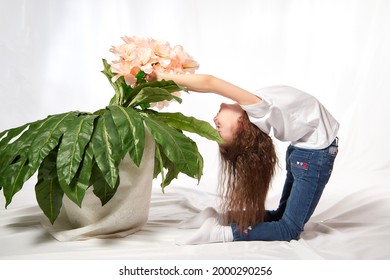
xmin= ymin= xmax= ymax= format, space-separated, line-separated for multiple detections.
xmin=155 ymin=73 xmax=261 ymax=105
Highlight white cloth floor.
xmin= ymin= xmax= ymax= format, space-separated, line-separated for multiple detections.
xmin=1 ymin=0 xmax=390 ymax=261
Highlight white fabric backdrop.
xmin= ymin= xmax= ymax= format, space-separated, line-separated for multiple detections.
xmin=0 ymin=0 xmax=390 ymax=260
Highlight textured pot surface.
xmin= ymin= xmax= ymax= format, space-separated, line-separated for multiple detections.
xmin=42 ymin=131 xmax=155 ymax=241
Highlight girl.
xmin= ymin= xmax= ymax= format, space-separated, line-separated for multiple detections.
xmin=149 ymin=73 xmax=339 ymax=245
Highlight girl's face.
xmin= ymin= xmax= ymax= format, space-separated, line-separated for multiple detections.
xmin=213 ymin=103 xmax=244 ymax=143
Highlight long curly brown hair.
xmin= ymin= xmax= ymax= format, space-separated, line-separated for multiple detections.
xmin=218 ymin=111 xmax=277 ymax=228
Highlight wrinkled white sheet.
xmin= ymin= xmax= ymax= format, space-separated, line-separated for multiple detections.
xmin=1 ymin=0 xmax=390 ymax=261
xmin=1 ymin=168 xmax=389 ymax=260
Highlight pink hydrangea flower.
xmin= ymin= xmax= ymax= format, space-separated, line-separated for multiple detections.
xmin=109 ymin=36 xmax=199 ymax=109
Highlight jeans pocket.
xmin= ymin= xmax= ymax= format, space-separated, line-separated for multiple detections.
xmin=290 ymin=149 xmax=313 ymax=179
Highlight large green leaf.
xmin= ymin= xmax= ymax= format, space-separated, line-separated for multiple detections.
xmin=124 ymin=79 xmax=184 ymax=107
xmin=108 ymin=105 xmax=145 ymax=166
xmin=153 ymin=112 xmax=223 ymax=143
xmin=153 ymin=144 xmax=165 ymax=181
xmin=28 ymin=112 xmax=78 ymax=170
xmin=56 ymin=114 xmax=96 ymax=188
xmin=0 ymin=160 xmax=29 ymax=205
xmin=68 ymin=143 xmax=94 ymax=206
xmin=0 ymin=112 xmax=75 ymax=206
xmin=0 ymin=122 xmax=31 ymax=153
xmin=133 ymin=79 xmax=185 ymax=95
xmin=90 ymin=160 xmax=120 ymax=206
xmin=35 ymin=147 xmax=64 ymax=224
xmin=128 ymin=87 xmax=182 ymax=108
xmin=154 ymin=143 xmax=181 ymax=190
xmin=190 ymin=140 xmax=204 ymax=181
xmin=0 ymin=119 xmax=50 ymax=176
xmin=0 ymin=122 xmax=42 ymax=201
xmin=142 ymin=114 xmax=202 ymax=180
xmin=90 ymin=111 xmax=122 ymax=189
xmin=59 ymin=142 xmax=95 ymax=207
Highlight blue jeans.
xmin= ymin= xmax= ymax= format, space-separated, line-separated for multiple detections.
xmin=231 ymin=138 xmax=339 ymax=241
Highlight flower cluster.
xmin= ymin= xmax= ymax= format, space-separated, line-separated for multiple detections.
xmin=109 ymin=36 xmax=199 ymax=86
xmin=109 ymin=36 xmax=199 ymax=109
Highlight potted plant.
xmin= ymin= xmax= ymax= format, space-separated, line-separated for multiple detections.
xmin=0 ymin=36 xmax=222 ymax=240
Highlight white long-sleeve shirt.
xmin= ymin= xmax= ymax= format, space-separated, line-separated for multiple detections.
xmin=240 ymin=85 xmax=339 ymax=149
